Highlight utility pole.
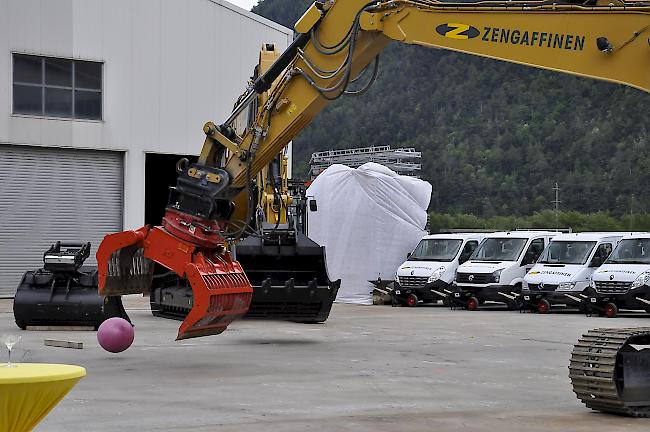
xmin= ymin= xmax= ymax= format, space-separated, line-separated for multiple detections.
xmin=552 ymin=182 xmax=560 ymax=229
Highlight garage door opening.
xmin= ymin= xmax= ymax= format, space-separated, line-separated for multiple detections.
xmin=145 ymin=153 xmax=196 ymax=226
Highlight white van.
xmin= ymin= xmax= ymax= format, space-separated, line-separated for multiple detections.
xmin=453 ymin=231 xmax=558 ymax=310
xmin=589 ymin=233 xmax=650 ymax=317
xmin=393 ymin=233 xmax=486 ymax=306
xmin=521 ymin=232 xmax=624 ymax=313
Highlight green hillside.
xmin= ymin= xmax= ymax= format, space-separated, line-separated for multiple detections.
xmin=252 ymin=0 xmax=650 ymax=217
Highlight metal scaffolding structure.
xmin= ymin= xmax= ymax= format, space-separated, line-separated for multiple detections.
xmin=309 ymin=145 xmax=421 ymax=179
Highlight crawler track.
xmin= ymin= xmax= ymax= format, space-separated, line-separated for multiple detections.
xmin=570 ymin=328 xmax=650 ymax=417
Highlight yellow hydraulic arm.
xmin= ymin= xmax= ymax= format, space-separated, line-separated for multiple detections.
xmin=195 ymin=0 xmax=650 ymax=228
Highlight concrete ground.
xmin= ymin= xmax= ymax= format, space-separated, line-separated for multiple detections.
xmin=1 ymin=297 xmax=650 ymax=432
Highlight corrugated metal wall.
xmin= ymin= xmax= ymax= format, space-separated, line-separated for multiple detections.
xmin=0 ymin=145 xmax=123 ymax=297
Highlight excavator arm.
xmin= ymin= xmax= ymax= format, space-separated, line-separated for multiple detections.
xmin=97 ymin=0 xmax=650 ymax=341
xmin=222 ymin=0 xmax=650 ymax=215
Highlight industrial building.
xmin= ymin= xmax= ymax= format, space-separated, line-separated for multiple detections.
xmin=0 ymin=0 xmax=292 ymax=297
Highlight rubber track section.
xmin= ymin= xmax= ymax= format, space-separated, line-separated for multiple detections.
xmin=569 ymin=327 xmax=650 ymax=417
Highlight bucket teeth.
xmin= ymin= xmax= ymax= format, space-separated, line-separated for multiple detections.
xmin=103 ymin=245 xmax=154 ymax=296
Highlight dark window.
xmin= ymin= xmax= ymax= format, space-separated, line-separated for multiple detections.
xmin=75 ymin=61 xmax=102 ymax=89
xmin=459 ymin=240 xmax=479 ymax=264
xmin=45 ymin=88 xmax=73 ymax=117
xmin=522 ymin=238 xmax=545 ymax=265
xmin=75 ymin=90 xmax=102 ymax=120
xmin=13 ymin=85 xmax=42 ymax=114
xmin=411 ymin=239 xmax=462 ymax=262
xmin=14 ymin=55 xmax=42 ymax=84
xmin=590 ymin=243 xmax=613 ymax=267
xmin=45 ymin=58 xmax=72 ymax=86
xmin=13 ymin=54 xmax=102 ymax=120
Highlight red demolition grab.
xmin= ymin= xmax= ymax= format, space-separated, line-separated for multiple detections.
xmin=96 ymin=223 xmax=252 ymax=340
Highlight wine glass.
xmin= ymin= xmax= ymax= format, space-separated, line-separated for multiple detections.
xmin=1 ymin=334 xmax=22 ymax=368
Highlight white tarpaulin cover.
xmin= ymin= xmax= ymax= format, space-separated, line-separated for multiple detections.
xmin=306 ymin=162 xmax=432 ymax=304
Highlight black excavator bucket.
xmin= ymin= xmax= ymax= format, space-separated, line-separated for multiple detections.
xmin=13 ymin=242 xmax=130 ymax=329
xmin=150 ymin=231 xmax=339 ymax=323
xmin=236 ymin=231 xmax=339 ymax=322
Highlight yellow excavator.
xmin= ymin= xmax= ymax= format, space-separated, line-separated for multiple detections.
xmin=147 ymin=47 xmax=339 ymax=323
xmin=148 ymin=148 xmax=339 ymax=323
xmin=96 ymin=0 xmax=650 ymax=415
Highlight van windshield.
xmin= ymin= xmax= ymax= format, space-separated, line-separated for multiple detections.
xmin=409 ymin=239 xmax=463 ymax=262
xmin=606 ymin=239 xmax=650 ymax=264
xmin=470 ymin=238 xmax=527 ymax=262
xmin=537 ymin=241 xmax=596 ymax=265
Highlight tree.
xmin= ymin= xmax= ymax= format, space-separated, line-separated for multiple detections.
xmin=252 ymin=0 xmax=650 ymax=217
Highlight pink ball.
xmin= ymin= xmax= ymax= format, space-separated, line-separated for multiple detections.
xmin=97 ymin=317 xmax=134 ymax=353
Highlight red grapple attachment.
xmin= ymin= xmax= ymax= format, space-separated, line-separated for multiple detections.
xmin=97 ymin=227 xmax=154 ymax=297
xmin=178 ymin=254 xmax=252 ymax=340
xmin=96 ymin=225 xmax=252 ymax=340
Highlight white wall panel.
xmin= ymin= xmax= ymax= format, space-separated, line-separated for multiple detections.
xmin=72 ymin=0 xmax=103 ymax=59
xmin=72 ymin=121 xmax=106 ymax=153
xmin=185 ymin=0 xmax=224 ymax=155
xmin=40 ymin=0 xmax=73 ymax=56
xmin=159 ymin=0 xmax=189 ymax=154
xmin=100 ymin=0 xmax=133 ymax=151
xmin=8 ymin=0 xmax=42 ymax=54
xmin=7 ymin=117 xmax=43 ymax=147
xmin=131 ymin=0 xmax=161 ymax=154
xmin=39 ymin=117 xmax=74 ymax=149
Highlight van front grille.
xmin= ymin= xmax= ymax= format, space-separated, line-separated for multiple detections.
xmin=595 ymin=281 xmax=631 ymax=295
xmin=456 ymin=272 xmax=491 ymax=284
xmin=399 ymin=276 xmax=428 ymax=289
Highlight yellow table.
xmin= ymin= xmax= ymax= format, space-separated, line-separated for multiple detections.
xmin=0 ymin=363 xmax=86 ymax=432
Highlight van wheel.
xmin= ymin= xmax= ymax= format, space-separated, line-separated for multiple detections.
xmin=604 ymin=302 xmax=618 ymax=318
xmin=406 ymin=294 xmax=419 ymax=307
xmin=537 ymin=299 xmax=551 ymax=314
xmin=467 ymin=296 xmax=479 ymax=311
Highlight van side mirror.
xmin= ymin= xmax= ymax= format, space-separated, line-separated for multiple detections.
xmin=309 ymin=199 xmax=317 ymax=211
xmin=406 ymin=252 xmax=411 ymax=259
